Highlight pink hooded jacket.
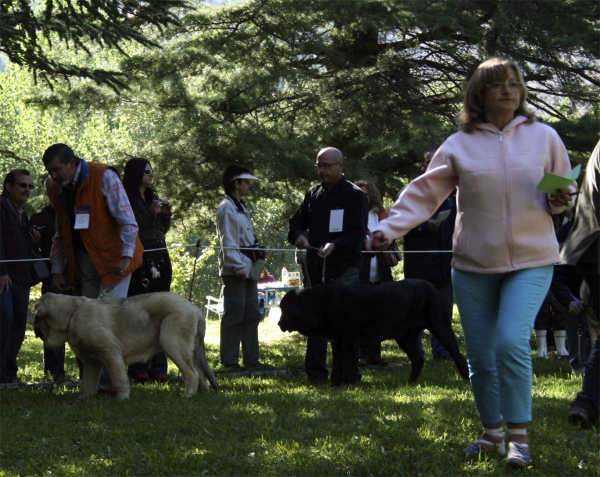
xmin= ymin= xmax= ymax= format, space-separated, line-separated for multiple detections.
xmin=377 ymin=116 xmax=575 ymax=274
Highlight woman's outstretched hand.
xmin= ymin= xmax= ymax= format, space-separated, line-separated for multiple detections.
xmin=366 ymin=231 xmax=390 ymax=251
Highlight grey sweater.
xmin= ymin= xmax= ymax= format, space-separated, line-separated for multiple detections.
xmin=216 ymin=195 xmax=256 ymax=278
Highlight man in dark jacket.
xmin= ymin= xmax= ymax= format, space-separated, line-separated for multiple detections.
xmin=288 ymin=147 xmax=368 ymax=385
xmin=562 ymin=140 xmax=600 ymax=429
xmin=403 ymin=150 xmax=456 ymax=359
xmin=30 ymin=175 xmax=66 ymax=381
xmin=0 ymin=169 xmax=40 ymax=383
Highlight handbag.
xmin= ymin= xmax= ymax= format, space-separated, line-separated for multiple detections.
xmin=29 ymin=255 xmax=51 ymax=286
xmin=139 ymin=250 xmax=170 ymax=288
xmin=249 ymin=259 xmax=266 ymax=281
xmin=240 ymin=241 xmax=267 ymax=263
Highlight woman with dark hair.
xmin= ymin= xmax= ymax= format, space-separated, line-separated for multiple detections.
xmin=216 ymin=165 xmax=261 ymax=369
xmin=122 ymin=157 xmax=173 ymax=383
xmin=369 ymin=58 xmax=575 ymax=466
xmin=354 ymin=179 xmax=399 ymax=366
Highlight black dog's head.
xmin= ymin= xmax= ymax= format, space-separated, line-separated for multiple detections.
xmin=278 ymin=288 xmax=324 ymax=337
xmin=278 ymin=290 xmax=299 ymax=332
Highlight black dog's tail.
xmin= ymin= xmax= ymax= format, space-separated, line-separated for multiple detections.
xmin=422 ymin=286 xmax=470 ymax=381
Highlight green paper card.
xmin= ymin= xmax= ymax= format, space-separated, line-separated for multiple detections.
xmin=536 ymin=164 xmax=581 ymax=194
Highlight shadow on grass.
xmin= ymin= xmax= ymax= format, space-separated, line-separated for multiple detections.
xmin=1 ymin=377 xmax=594 ymax=476
xmin=4 ymin=322 xmax=595 ymax=476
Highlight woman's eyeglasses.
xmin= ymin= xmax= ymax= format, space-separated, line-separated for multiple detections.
xmin=486 ymin=82 xmax=523 ymax=91
xmin=144 ymin=169 xmax=153 ymax=175
xmin=16 ymin=183 xmax=34 ymax=190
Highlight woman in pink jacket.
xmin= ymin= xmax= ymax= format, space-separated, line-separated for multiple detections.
xmin=369 ymin=58 xmax=574 ymax=467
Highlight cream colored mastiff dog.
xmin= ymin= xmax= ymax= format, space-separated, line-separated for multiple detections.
xmin=34 ymin=292 xmax=218 ymax=399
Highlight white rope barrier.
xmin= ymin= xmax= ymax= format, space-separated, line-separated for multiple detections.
xmin=0 ymin=244 xmax=453 ymax=264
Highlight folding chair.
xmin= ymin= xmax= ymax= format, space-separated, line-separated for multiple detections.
xmin=205 ymin=285 xmax=224 ymax=320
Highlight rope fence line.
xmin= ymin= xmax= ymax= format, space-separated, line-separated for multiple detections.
xmin=0 ymin=245 xmax=453 ymax=264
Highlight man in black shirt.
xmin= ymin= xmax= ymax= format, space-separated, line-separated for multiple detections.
xmin=30 ymin=176 xmax=66 ymax=381
xmin=288 ymin=147 xmax=368 ymax=385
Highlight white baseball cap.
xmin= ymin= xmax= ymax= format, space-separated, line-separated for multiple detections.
xmin=230 ymin=172 xmax=260 ymax=181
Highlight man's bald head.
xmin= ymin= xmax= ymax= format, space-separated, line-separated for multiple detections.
xmin=317 ymin=147 xmax=344 ymax=164
xmin=315 ymin=147 xmax=344 ymax=189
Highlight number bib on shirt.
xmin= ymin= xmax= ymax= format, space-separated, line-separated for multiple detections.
xmin=329 ymin=209 xmax=344 ymax=233
xmin=74 ymin=205 xmax=91 ymax=230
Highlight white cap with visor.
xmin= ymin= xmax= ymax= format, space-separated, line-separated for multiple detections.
xmin=230 ymin=173 xmax=260 ymax=182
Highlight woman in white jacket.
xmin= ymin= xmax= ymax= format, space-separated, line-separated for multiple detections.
xmin=216 ymin=166 xmax=261 ymax=369
xmin=369 ymin=58 xmax=575 ymax=467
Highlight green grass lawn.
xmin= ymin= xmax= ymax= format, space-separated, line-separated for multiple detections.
xmin=0 ymin=309 xmax=598 ymax=476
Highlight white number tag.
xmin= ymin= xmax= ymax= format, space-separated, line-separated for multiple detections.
xmin=329 ymin=209 xmax=344 ymax=233
xmin=74 ymin=205 xmax=91 ymax=230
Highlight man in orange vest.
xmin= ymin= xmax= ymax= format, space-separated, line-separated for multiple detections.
xmin=42 ymin=143 xmax=143 ymax=299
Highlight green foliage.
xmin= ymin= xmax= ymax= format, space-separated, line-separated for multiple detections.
xmin=0 ymin=0 xmax=187 ymax=90
xmin=4 ymin=0 xmax=597 ymax=214
xmin=1 ymin=0 xmax=598 ymax=307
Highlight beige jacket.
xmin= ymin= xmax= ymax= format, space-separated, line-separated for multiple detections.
xmin=377 ymin=117 xmax=575 ymax=274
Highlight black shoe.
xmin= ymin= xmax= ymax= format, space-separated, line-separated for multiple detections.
xmin=149 ymin=373 xmax=169 ymax=383
xmin=569 ymin=407 xmax=597 ymax=429
xmin=223 ymin=363 xmax=242 ymax=370
xmin=131 ymin=372 xmax=151 ymax=384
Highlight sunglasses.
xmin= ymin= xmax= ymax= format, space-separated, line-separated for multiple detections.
xmin=16 ymin=183 xmax=34 ymax=190
xmin=144 ymin=169 xmax=153 ymax=175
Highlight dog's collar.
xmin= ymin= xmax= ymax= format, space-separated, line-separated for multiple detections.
xmin=66 ymin=298 xmax=86 ymax=334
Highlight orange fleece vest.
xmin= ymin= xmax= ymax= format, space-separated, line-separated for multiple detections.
xmin=51 ymin=162 xmax=143 ymax=286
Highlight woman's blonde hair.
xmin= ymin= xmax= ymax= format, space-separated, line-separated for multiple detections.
xmin=457 ymin=58 xmax=535 ymax=132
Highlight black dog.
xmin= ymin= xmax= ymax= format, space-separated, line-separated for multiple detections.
xmin=278 ymin=279 xmax=469 ymax=385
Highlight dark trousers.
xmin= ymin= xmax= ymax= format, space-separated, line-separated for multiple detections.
xmin=571 ymin=264 xmax=600 ymax=420
xmin=416 ymin=279 xmax=453 ymax=358
xmin=571 ymin=336 xmax=600 ymax=421
xmin=43 ymin=346 xmax=65 ymax=379
xmin=127 ymin=245 xmax=172 ymax=377
xmin=0 ymin=285 xmax=30 ymax=381
xmin=565 ymin=313 xmax=589 ymax=370
xmin=304 ymin=266 xmax=361 ymax=384
xmin=220 ymin=275 xmax=261 ymax=367
xmin=534 ymin=294 xmax=567 ymax=330
xmin=41 ymin=285 xmax=66 ymax=379
xmin=578 ymin=263 xmax=599 ymax=319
